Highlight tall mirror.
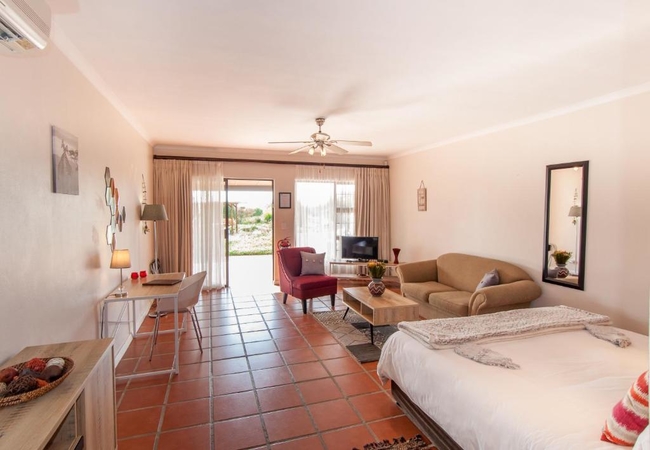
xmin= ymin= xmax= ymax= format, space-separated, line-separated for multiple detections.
xmin=543 ymin=161 xmax=589 ymax=290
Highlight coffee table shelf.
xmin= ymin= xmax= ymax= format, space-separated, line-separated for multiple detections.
xmin=342 ymin=287 xmax=419 ymax=344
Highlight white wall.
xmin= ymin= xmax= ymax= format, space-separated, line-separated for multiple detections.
xmin=0 ymin=45 xmax=152 ymax=364
xmin=390 ymin=92 xmax=650 ymax=334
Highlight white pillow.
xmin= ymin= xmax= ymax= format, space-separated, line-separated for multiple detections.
xmin=633 ymin=426 xmax=649 ymax=450
xmin=300 ymin=252 xmax=325 ymax=275
xmin=476 ymin=269 xmax=499 ymax=290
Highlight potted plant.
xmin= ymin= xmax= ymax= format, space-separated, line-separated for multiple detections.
xmin=366 ymin=261 xmax=387 ymax=297
xmin=551 ymin=250 xmax=572 ymax=266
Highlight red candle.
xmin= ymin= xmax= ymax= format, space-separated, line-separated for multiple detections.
xmin=139 ymin=270 xmax=147 ymax=278
xmin=130 ymin=272 xmax=139 ymax=279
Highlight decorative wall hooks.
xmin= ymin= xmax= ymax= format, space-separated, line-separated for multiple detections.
xmin=417 ymin=181 xmax=427 ymax=211
xmin=141 ymin=174 xmax=150 ymax=234
xmin=104 ymin=167 xmax=125 ymax=250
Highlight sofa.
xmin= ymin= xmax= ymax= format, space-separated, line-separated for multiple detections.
xmin=396 ymin=253 xmax=542 ymax=319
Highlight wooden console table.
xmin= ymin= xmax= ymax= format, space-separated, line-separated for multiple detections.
xmin=0 ymin=339 xmax=116 ymax=449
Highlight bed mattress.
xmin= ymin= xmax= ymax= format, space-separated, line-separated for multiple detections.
xmin=378 ymin=328 xmax=648 ymax=449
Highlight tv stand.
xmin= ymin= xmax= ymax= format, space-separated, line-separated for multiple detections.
xmin=329 ymin=260 xmax=401 ymax=280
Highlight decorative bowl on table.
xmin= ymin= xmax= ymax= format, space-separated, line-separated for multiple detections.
xmin=0 ymin=357 xmax=74 ymax=407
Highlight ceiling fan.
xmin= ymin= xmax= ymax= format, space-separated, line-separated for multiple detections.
xmin=268 ymin=118 xmax=372 ymax=156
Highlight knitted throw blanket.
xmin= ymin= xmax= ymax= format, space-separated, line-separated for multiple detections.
xmin=398 ymin=306 xmax=612 ymax=350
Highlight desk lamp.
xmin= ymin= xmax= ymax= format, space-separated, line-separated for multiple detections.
xmin=111 ymin=249 xmax=131 ymax=297
xmin=141 ymin=204 xmax=168 ymax=274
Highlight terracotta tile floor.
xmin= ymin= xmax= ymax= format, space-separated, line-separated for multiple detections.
xmin=115 ymin=288 xmax=429 ymax=449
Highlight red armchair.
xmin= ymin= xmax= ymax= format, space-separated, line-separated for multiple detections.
xmin=278 ymin=247 xmax=338 ymax=314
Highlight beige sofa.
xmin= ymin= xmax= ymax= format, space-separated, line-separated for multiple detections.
xmin=397 ymin=253 xmax=542 ymax=319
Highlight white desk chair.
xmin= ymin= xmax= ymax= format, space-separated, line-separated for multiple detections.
xmin=149 ymin=271 xmax=206 ymax=361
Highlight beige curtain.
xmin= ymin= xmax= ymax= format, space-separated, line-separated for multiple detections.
xmin=355 ymin=167 xmax=390 ymax=261
xmin=153 ymin=159 xmax=192 ymax=274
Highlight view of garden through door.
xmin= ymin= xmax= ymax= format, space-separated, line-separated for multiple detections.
xmin=224 ymin=179 xmax=276 ymax=294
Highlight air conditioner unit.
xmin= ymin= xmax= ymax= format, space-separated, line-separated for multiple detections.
xmin=0 ymin=0 xmax=51 ymax=53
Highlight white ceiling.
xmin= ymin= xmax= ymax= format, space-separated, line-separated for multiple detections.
xmin=49 ymin=0 xmax=650 ymax=159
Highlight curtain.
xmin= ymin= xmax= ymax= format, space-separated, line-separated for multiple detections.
xmin=295 ymin=166 xmax=355 ymax=273
xmin=191 ymin=161 xmax=225 ymax=289
xmin=153 ymin=159 xmax=192 ymax=275
xmin=355 ymin=167 xmax=390 ymax=261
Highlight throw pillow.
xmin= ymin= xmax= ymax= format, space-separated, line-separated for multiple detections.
xmin=300 ymin=252 xmax=325 ymax=276
xmin=601 ymin=371 xmax=649 ymax=446
xmin=476 ymin=269 xmax=499 ymax=290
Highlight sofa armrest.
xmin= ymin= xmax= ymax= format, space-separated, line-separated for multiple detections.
xmin=468 ymin=280 xmax=542 ymax=315
xmin=397 ymin=260 xmax=438 ymax=284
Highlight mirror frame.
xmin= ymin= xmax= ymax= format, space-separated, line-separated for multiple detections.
xmin=543 ymin=160 xmax=589 ymax=290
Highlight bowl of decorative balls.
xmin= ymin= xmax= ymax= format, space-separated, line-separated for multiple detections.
xmin=0 ymin=357 xmax=74 ymax=407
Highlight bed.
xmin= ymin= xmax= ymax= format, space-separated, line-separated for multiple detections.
xmin=378 ymin=324 xmax=648 ymax=450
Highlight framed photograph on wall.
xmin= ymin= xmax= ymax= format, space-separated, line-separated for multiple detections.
xmin=279 ymin=192 xmax=292 ymax=209
xmin=52 ymin=126 xmax=79 ymax=195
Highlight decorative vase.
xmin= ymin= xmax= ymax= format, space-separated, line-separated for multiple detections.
xmin=556 ymin=264 xmax=570 ymax=279
xmin=368 ymin=278 xmax=386 ymax=297
xmin=392 ymin=248 xmax=401 ymax=264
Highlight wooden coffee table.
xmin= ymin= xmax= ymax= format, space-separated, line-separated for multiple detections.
xmin=341 ymin=287 xmax=419 ymax=345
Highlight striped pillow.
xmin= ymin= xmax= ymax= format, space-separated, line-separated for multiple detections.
xmin=602 ymin=371 xmax=649 ymax=446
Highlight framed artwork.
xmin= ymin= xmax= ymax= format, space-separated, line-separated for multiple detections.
xmin=52 ymin=126 xmax=79 ymax=195
xmin=279 ymin=192 xmax=292 ymax=209
xmin=417 ymin=181 xmax=427 ymax=211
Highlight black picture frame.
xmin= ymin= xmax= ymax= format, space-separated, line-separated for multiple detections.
xmin=279 ymin=192 xmax=292 ymax=209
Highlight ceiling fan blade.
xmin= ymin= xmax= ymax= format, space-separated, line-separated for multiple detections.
xmin=288 ymin=144 xmax=313 ymax=155
xmin=268 ymin=141 xmax=313 ymax=144
xmin=330 ymin=140 xmax=372 ymax=147
xmin=326 ymin=144 xmax=349 ymax=155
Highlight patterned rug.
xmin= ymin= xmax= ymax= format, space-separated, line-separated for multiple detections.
xmin=354 ymin=435 xmax=434 ymax=450
xmin=311 ymin=309 xmax=398 ymax=361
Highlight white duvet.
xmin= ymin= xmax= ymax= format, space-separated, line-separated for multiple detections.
xmin=378 ymin=328 xmax=649 ymax=450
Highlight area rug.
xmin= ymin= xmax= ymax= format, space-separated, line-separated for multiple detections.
xmin=353 ymin=434 xmax=434 ymax=450
xmin=311 ymin=309 xmax=399 ymax=362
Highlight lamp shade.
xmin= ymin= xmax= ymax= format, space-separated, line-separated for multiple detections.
xmin=110 ymin=249 xmax=131 ymax=269
xmin=568 ymin=205 xmax=582 ymax=218
xmin=141 ymin=204 xmax=168 ymax=221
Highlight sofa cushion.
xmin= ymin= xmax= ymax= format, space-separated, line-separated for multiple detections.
xmin=429 ymin=290 xmax=472 ymax=317
xmin=437 ymin=253 xmax=532 ymax=293
xmin=476 ymin=269 xmax=500 ymax=290
xmin=401 ymin=281 xmax=456 ymax=303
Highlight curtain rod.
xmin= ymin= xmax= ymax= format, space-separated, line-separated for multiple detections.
xmin=153 ymin=155 xmax=389 ymax=169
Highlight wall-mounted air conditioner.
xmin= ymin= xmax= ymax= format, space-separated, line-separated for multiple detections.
xmin=0 ymin=0 xmax=51 ymax=54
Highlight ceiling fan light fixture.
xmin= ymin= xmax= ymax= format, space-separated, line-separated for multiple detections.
xmin=269 ymin=118 xmax=371 ymax=156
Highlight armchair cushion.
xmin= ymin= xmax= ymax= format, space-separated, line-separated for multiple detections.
xmin=300 ymin=252 xmax=326 ymax=275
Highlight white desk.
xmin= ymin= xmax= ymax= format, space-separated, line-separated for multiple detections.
xmin=101 ymin=272 xmax=185 ymax=380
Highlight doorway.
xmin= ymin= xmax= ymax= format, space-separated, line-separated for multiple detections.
xmin=224 ymin=179 xmax=275 ymax=294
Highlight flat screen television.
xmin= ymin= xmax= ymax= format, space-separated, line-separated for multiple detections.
xmin=341 ymin=236 xmax=379 ymax=261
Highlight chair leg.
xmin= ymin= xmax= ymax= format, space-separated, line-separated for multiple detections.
xmin=283 ymin=293 xmax=288 ymax=304
xmin=330 ymin=294 xmax=335 ymax=309
xmin=302 ymin=299 xmax=307 ymax=314
xmin=149 ymin=314 xmax=161 ymax=361
xmin=190 ymin=307 xmax=203 ymax=340
xmin=188 ymin=309 xmax=203 ymax=353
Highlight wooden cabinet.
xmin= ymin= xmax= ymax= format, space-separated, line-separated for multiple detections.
xmin=0 ymin=339 xmax=116 ymax=450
